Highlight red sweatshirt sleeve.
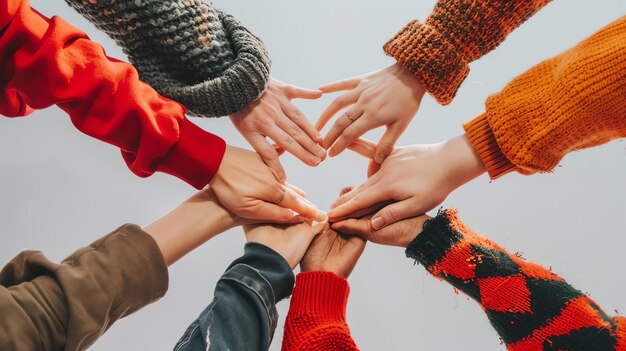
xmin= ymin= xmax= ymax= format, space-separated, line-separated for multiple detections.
xmin=0 ymin=0 xmax=225 ymax=189
xmin=282 ymin=272 xmax=359 ymax=351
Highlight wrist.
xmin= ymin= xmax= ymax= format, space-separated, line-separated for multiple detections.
xmin=441 ymin=134 xmax=486 ymax=191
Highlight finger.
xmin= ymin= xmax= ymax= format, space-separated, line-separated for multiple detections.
xmin=371 ymin=199 xmax=417 ymax=230
xmin=348 ymin=138 xmax=376 ymax=159
xmin=331 ymin=218 xmax=373 ymax=239
xmin=367 ymin=159 xmax=381 ymax=177
xmin=266 ymin=122 xmax=322 ymax=166
xmin=374 ymin=123 xmax=406 ymax=164
xmin=281 ymin=100 xmax=324 ymax=144
xmin=330 ymin=175 xmax=379 ymax=209
xmin=280 ymin=188 xmax=327 ymax=222
xmin=279 ymin=104 xmax=326 ymax=158
xmin=330 ymin=201 xmax=391 ymax=222
xmin=316 ymin=90 xmax=360 ymax=131
xmin=248 ymin=134 xmax=286 ymax=182
xmin=328 ymin=115 xmax=375 ymax=157
xmin=339 ymin=186 xmax=355 ymax=196
xmin=285 ymin=182 xmax=307 ymax=197
xmin=322 ymin=109 xmax=364 ymax=150
xmin=248 ymin=201 xmax=298 ymax=222
xmin=272 ymin=144 xmax=286 ymax=156
xmin=319 ymin=77 xmax=361 ymax=93
xmin=285 ymin=85 xmax=323 ymax=100
xmin=328 ymin=184 xmax=385 ymax=221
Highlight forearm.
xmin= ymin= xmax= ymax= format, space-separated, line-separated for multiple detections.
xmin=65 ymin=0 xmax=271 ymax=117
xmin=0 ymin=225 xmax=168 ymax=351
xmin=174 ymin=243 xmax=294 ymax=351
xmin=282 ymin=272 xmax=358 ymax=351
xmin=143 ymin=189 xmax=238 ymax=266
xmin=464 ymin=16 xmax=626 ymax=179
xmin=0 ymin=0 xmax=225 ymax=188
xmin=406 ymin=209 xmax=626 ymax=350
xmin=384 ymin=0 xmax=551 ymax=104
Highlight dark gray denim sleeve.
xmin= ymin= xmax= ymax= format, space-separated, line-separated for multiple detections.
xmin=173 ymin=242 xmax=295 ymax=351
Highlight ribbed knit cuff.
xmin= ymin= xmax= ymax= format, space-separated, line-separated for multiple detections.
xmin=289 ymin=271 xmax=350 ymax=320
xmin=405 ymin=209 xmax=464 ymax=269
xmin=463 ymin=113 xmax=518 ymax=180
xmin=383 ymin=20 xmax=469 ymax=105
xmin=157 ymin=119 xmax=226 ymax=189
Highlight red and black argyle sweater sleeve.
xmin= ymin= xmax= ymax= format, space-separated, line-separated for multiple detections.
xmin=406 ymin=209 xmax=626 ymax=350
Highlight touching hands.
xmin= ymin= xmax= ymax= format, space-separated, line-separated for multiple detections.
xmin=230 ymin=78 xmax=326 ymax=181
xmin=328 ymin=136 xmax=485 ymax=230
xmin=316 ymin=63 xmax=426 ymax=163
xmin=243 ymin=221 xmax=326 ymax=269
xmin=210 ymin=145 xmax=327 ymax=223
xmin=300 ymin=223 xmax=366 ymax=279
xmin=332 ymin=214 xmax=430 ymax=248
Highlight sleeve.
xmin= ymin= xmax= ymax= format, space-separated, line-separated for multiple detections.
xmin=0 ymin=0 xmax=226 ymax=189
xmin=282 ymin=272 xmax=359 ymax=351
xmin=173 ymin=243 xmax=294 ymax=351
xmin=384 ymin=0 xmax=552 ymax=105
xmin=64 ymin=0 xmax=271 ymax=117
xmin=405 ymin=209 xmax=626 ymax=351
xmin=463 ymin=16 xmax=626 ymax=180
xmin=0 ymin=224 xmax=168 ymax=351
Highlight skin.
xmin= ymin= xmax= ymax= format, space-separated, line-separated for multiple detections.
xmin=143 ymin=187 xmax=326 ymax=267
xmin=210 ymin=145 xmax=327 ymax=223
xmin=317 ymin=63 xmax=426 ymax=164
xmin=231 ymin=78 xmax=326 ymax=181
xmin=329 ymin=136 xmax=486 ymax=230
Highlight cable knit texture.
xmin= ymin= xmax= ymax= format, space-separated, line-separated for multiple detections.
xmin=384 ymin=0 xmax=551 ymax=105
xmin=464 ymin=16 xmax=626 ymax=179
xmin=282 ymin=272 xmax=359 ymax=351
xmin=65 ymin=0 xmax=271 ymax=117
xmin=406 ymin=209 xmax=626 ymax=350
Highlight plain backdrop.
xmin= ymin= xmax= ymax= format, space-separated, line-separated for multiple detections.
xmin=3 ymin=0 xmax=626 ymax=350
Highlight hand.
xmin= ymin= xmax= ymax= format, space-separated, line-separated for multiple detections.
xmin=300 ymin=224 xmax=366 ymax=279
xmin=328 ymin=135 xmax=485 ymax=230
xmin=243 ymin=221 xmax=326 ymax=269
xmin=331 ymin=214 xmax=431 ymax=248
xmin=230 ymin=78 xmax=326 ymax=180
xmin=316 ymin=63 xmax=425 ymax=163
xmin=210 ymin=145 xmax=327 ymax=222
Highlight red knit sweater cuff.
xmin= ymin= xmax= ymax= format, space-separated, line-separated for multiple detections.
xmin=289 ymin=272 xmax=349 ymax=319
xmin=383 ymin=20 xmax=469 ymax=105
xmin=156 ymin=119 xmax=226 ymax=189
xmin=463 ymin=112 xmax=518 ymax=180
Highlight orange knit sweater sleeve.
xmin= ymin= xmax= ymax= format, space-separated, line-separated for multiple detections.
xmin=282 ymin=272 xmax=359 ymax=351
xmin=384 ymin=0 xmax=552 ymax=105
xmin=464 ymin=16 xmax=626 ymax=180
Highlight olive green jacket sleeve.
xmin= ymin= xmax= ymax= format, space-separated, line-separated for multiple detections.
xmin=0 ymin=224 xmax=169 ymax=351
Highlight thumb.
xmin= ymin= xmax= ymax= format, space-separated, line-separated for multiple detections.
xmin=287 ymin=86 xmax=323 ymax=100
xmin=331 ymin=218 xmax=374 ymax=240
xmin=348 ymin=138 xmax=376 ymax=159
xmin=371 ymin=200 xmax=415 ymax=230
xmin=249 ymin=201 xmax=297 ymax=222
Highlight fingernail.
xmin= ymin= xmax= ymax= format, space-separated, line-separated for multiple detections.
xmin=374 ymin=153 xmax=385 ymax=165
xmin=316 ymin=211 xmax=328 ymax=222
xmin=316 ymin=135 xmax=323 ymax=143
xmin=372 ymin=217 xmax=384 ymax=230
xmin=310 ymin=156 xmax=322 ymax=165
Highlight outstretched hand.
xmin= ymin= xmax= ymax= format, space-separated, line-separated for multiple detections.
xmin=328 ymin=136 xmax=485 ymax=230
xmin=316 ymin=63 xmax=425 ymax=164
xmin=210 ymin=145 xmax=327 ymax=223
xmin=230 ymin=78 xmax=326 ymax=181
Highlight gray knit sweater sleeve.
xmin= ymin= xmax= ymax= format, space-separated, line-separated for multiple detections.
xmin=65 ymin=0 xmax=271 ymax=117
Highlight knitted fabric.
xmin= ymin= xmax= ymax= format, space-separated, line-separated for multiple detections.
xmin=65 ymin=0 xmax=271 ymax=117
xmin=384 ymin=0 xmax=551 ymax=105
xmin=407 ymin=209 xmax=626 ymax=350
xmin=282 ymin=272 xmax=359 ymax=351
xmin=464 ymin=16 xmax=626 ymax=179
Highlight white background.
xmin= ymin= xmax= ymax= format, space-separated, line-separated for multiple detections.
xmin=3 ymin=0 xmax=626 ymax=349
